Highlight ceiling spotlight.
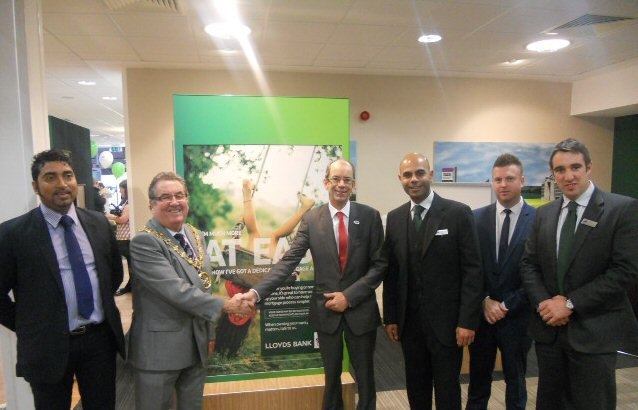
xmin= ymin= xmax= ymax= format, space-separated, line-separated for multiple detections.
xmin=102 ymin=96 xmax=117 ymax=101
xmin=77 ymin=80 xmax=96 ymax=86
xmin=526 ymin=39 xmax=570 ymax=53
xmin=418 ymin=34 xmax=442 ymax=44
xmin=204 ymin=22 xmax=251 ymax=40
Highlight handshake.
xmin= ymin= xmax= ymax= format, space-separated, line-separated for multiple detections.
xmin=223 ymin=290 xmax=259 ymax=316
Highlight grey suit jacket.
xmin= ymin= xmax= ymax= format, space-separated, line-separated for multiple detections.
xmin=254 ymin=202 xmax=387 ymax=336
xmin=128 ymin=219 xmax=225 ymax=371
xmin=0 ymin=207 xmax=125 ymax=383
xmin=521 ymin=188 xmax=638 ymax=353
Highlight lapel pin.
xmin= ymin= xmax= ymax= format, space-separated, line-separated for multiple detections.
xmin=353 ymin=220 xmax=360 ymax=225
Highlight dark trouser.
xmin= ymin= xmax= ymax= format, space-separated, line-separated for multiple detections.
xmin=318 ymin=320 xmax=377 ymax=410
xmin=467 ymin=318 xmax=532 ymax=410
xmin=401 ymin=307 xmax=463 ymax=410
xmin=535 ymin=329 xmax=617 ymax=410
xmin=30 ymin=323 xmax=117 ymax=410
xmin=117 ymin=239 xmax=132 ymax=288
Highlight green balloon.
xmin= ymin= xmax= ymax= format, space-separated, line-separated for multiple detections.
xmin=112 ymin=162 xmax=126 ymax=178
xmin=90 ymin=140 xmax=98 ymax=157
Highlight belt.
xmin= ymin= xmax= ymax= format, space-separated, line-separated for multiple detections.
xmin=70 ymin=322 xmax=104 ymax=336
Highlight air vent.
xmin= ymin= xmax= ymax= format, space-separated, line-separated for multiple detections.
xmin=552 ymin=14 xmax=633 ymax=30
xmin=103 ymin=0 xmax=179 ymax=13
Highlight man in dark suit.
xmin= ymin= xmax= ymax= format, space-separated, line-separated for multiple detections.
xmin=467 ymin=153 xmax=535 ymax=410
xmin=242 ymin=159 xmax=387 ymax=410
xmin=128 ymin=171 xmax=247 ymax=410
xmin=0 ymin=149 xmax=126 ymax=409
xmin=521 ymin=138 xmax=638 ymax=409
xmin=383 ymin=152 xmax=483 ymax=410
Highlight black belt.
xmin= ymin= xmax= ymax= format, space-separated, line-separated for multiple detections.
xmin=70 ymin=322 xmax=105 ymax=336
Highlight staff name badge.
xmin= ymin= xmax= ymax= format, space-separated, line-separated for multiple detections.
xmin=581 ymin=218 xmax=598 ymax=228
xmin=435 ymin=229 xmax=449 ymax=236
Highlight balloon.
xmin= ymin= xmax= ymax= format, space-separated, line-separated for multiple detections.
xmin=90 ymin=140 xmax=98 ymax=157
xmin=112 ymin=162 xmax=126 ymax=178
xmin=99 ymin=151 xmax=113 ymax=169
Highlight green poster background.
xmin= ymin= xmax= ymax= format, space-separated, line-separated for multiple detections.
xmin=174 ymin=96 xmax=350 ymax=382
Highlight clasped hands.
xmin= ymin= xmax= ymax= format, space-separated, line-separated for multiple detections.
xmin=537 ymin=295 xmax=572 ymax=326
xmin=223 ymin=292 xmax=256 ymax=316
xmin=483 ymin=296 xmax=508 ymax=324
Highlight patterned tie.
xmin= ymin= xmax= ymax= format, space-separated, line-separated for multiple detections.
xmin=59 ymin=215 xmax=94 ymax=319
xmin=413 ymin=205 xmax=424 ymax=231
xmin=174 ymin=233 xmax=194 ymax=258
xmin=337 ymin=212 xmax=348 ymax=272
xmin=498 ymin=209 xmax=512 ymax=266
xmin=557 ymin=201 xmax=578 ymax=295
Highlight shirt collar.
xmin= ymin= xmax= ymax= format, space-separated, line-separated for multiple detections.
xmin=329 ymin=201 xmax=351 ymax=219
xmin=411 ymin=190 xmax=434 ymax=211
xmin=40 ymin=203 xmax=79 ymax=228
xmin=561 ymin=181 xmax=594 ymax=209
xmin=496 ymin=196 xmax=524 ymax=215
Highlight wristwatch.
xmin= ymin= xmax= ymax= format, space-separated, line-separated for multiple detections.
xmin=565 ymin=299 xmax=574 ymax=310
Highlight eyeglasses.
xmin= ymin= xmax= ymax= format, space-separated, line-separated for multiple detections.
xmin=328 ymin=176 xmax=354 ymax=185
xmin=153 ymin=192 xmax=188 ymax=202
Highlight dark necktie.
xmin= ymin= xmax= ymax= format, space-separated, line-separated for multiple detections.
xmin=59 ymin=215 xmax=94 ymax=319
xmin=174 ymin=233 xmax=194 ymax=258
xmin=557 ymin=201 xmax=578 ymax=295
xmin=413 ymin=205 xmax=424 ymax=231
xmin=498 ymin=209 xmax=512 ymax=266
xmin=337 ymin=212 xmax=348 ymax=272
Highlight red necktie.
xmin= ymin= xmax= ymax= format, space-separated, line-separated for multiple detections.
xmin=337 ymin=211 xmax=348 ymax=272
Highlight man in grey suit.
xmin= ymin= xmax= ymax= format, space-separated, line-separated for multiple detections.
xmin=242 ymin=159 xmax=387 ymax=410
xmin=383 ymin=152 xmax=483 ymax=410
xmin=0 ymin=149 xmax=125 ymax=409
xmin=467 ymin=153 xmax=535 ymax=410
xmin=521 ymin=138 xmax=638 ymax=409
xmin=129 ymin=171 xmax=248 ymax=410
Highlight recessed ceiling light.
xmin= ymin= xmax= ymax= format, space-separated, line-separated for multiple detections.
xmin=526 ymin=39 xmax=570 ymax=52
xmin=102 ymin=96 xmax=117 ymax=101
xmin=77 ymin=80 xmax=96 ymax=86
xmin=418 ymin=34 xmax=442 ymax=44
xmin=204 ymin=22 xmax=251 ymax=40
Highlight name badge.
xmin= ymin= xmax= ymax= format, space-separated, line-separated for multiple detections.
xmin=581 ymin=219 xmax=598 ymax=227
xmin=435 ymin=229 xmax=449 ymax=236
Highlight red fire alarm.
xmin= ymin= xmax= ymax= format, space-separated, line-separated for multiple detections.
xmin=359 ymin=111 xmax=370 ymax=121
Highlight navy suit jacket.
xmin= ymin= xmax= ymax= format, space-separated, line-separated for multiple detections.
xmin=0 ymin=207 xmax=125 ymax=383
xmin=473 ymin=201 xmax=535 ymax=318
xmin=521 ymin=188 xmax=638 ymax=354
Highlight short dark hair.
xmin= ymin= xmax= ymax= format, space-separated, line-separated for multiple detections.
xmin=31 ymin=149 xmax=74 ymax=181
xmin=324 ymin=159 xmax=356 ymax=180
xmin=148 ymin=172 xmax=188 ymax=200
xmin=549 ymin=138 xmax=591 ymax=169
xmin=493 ymin=153 xmax=523 ymax=174
xmin=119 ymin=179 xmax=127 ymax=192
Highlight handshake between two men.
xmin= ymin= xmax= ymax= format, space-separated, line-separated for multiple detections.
xmin=223 ymin=289 xmax=352 ymax=316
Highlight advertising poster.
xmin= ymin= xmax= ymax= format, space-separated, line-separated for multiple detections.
xmin=174 ymin=96 xmax=349 ymax=382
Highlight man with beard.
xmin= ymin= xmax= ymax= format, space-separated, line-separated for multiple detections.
xmin=0 ymin=149 xmax=126 ymax=409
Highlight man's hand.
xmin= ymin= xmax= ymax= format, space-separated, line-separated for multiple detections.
xmin=323 ymin=292 xmax=349 ymax=312
xmin=456 ymin=327 xmax=475 ymax=347
xmin=224 ymin=293 xmax=254 ymax=316
xmin=537 ymin=295 xmax=572 ymax=326
xmin=483 ymin=297 xmax=507 ymax=324
xmin=385 ymin=324 xmax=400 ymax=343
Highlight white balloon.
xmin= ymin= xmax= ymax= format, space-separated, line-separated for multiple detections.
xmin=99 ymin=151 xmax=114 ymax=169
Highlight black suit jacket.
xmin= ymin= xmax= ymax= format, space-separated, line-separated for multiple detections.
xmin=521 ymin=188 xmax=638 ymax=353
xmin=383 ymin=194 xmax=483 ymax=346
xmin=254 ymin=202 xmax=387 ymax=336
xmin=0 ymin=207 xmax=125 ymax=383
xmin=474 ymin=201 xmax=535 ymax=318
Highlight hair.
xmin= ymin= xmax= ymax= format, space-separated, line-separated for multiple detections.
xmin=493 ymin=153 xmax=524 ymax=174
xmin=31 ymin=149 xmax=74 ymax=181
xmin=549 ymin=138 xmax=591 ymax=169
xmin=119 ymin=179 xmax=128 ymax=194
xmin=148 ymin=172 xmax=188 ymax=200
xmin=324 ymin=159 xmax=356 ymax=180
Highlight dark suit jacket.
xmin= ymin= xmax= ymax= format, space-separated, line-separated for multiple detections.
xmin=474 ymin=201 xmax=535 ymax=318
xmin=254 ymin=202 xmax=387 ymax=336
xmin=383 ymin=194 xmax=483 ymax=346
xmin=0 ymin=207 xmax=125 ymax=383
xmin=520 ymin=188 xmax=638 ymax=353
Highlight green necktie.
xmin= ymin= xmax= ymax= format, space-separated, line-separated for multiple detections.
xmin=557 ymin=201 xmax=578 ymax=295
xmin=413 ymin=205 xmax=424 ymax=230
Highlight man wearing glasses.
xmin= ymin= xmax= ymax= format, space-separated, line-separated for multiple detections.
xmin=128 ymin=171 xmax=249 ymax=410
xmin=241 ymin=159 xmax=387 ymax=410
